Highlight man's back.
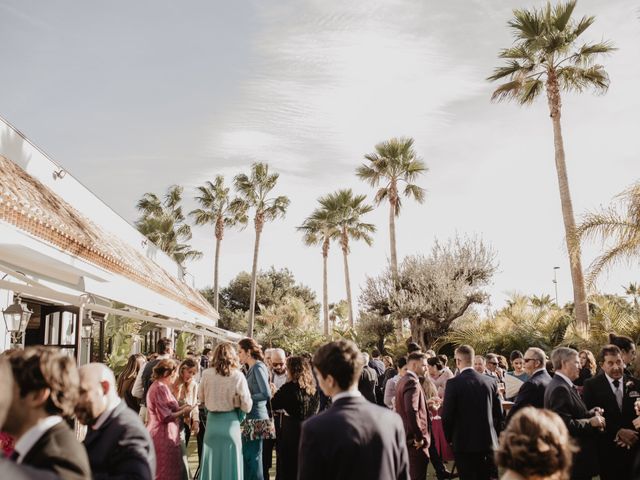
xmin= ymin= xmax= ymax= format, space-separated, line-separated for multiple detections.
xmin=84 ymin=401 xmax=156 ymax=480
xmin=507 ymin=369 xmax=552 ymax=420
xmin=441 ymin=368 xmax=503 ymax=453
xmin=298 ymin=395 xmax=409 ymax=480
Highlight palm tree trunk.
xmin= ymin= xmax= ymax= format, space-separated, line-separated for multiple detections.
xmin=322 ymin=238 xmax=330 ymax=338
xmin=341 ymin=232 xmax=355 ymax=328
xmin=248 ymin=221 xmax=263 ymax=338
xmin=389 ymin=198 xmax=403 ymax=336
xmin=546 ymin=71 xmax=589 ymax=332
xmin=213 ymin=236 xmax=221 ymax=311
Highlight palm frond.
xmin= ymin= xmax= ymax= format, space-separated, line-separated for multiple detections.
xmin=490 ymin=80 xmax=523 ymax=103
xmin=552 ymin=0 xmax=577 ymax=32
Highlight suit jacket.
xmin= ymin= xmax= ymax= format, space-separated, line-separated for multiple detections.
xmin=583 ymin=373 xmax=638 ymax=478
xmin=0 ymin=458 xmax=60 ymax=480
xmin=298 ymin=395 xmax=409 ymax=480
xmin=395 ymin=371 xmax=430 ymax=455
xmin=544 ymin=374 xmax=599 ymax=478
xmin=83 ymin=401 xmax=156 ymax=480
xmin=358 ymin=366 xmax=378 ymax=403
xmin=21 ymin=421 xmax=91 ymax=480
xmin=441 ymin=368 xmax=503 ymax=453
xmin=507 ymin=369 xmax=552 ymax=421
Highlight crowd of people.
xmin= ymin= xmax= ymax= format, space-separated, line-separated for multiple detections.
xmin=1 ymin=333 xmax=640 ymax=480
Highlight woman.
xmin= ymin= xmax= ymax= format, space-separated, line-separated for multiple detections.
xmin=199 ymin=342 xmax=252 ymax=480
xmin=574 ymin=349 xmax=597 ymax=388
xmin=271 ymin=356 xmax=320 ymax=480
xmin=426 ymin=357 xmax=454 ymax=466
xmin=172 ymin=358 xmax=200 ymax=448
xmin=117 ymin=353 xmax=146 ymax=413
xmin=609 ymin=333 xmax=637 ymax=377
xmin=146 ymin=359 xmax=194 ymax=480
xmin=238 ymin=338 xmax=272 ymax=480
xmin=427 ymin=356 xmax=453 ymax=398
xmin=508 ymin=351 xmax=529 ymax=382
xmin=496 ymin=407 xmax=576 ymax=480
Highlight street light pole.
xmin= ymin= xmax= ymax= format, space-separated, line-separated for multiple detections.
xmin=553 ymin=267 xmax=560 ymax=305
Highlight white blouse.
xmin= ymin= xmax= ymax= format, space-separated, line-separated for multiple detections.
xmin=198 ymin=368 xmax=252 ymax=413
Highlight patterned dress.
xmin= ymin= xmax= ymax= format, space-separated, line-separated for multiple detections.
xmin=147 ymin=381 xmax=188 ymax=480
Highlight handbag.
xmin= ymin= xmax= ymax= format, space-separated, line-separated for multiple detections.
xmin=241 ymin=398 xmax=277 ymax=441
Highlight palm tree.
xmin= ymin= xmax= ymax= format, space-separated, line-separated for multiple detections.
xmin=234 ymin=163 xmax=290 ymax=337
xmin=488 ymin=0 xmax=615 ymax=332
xmin=190 ymin=176 xmax=248 ymax=311
xmin=624 ymin=282 xmax=640 ymax=310
xmin=318 ymin=189 xmax=376 ymax=327
xmin=136 ymin=185 xmax=202 ymax=269
xmin=298 ymin=206 xmax=339 ymax=337
xmin=575 ymin=181 xmax=640 ymax=286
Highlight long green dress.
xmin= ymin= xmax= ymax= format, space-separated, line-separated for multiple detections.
xmin=199 ymin=409 xmax=245 ymax=480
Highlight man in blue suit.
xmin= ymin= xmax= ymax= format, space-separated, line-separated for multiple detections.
xmin=507 ymin=347 xmax=551 ymax=422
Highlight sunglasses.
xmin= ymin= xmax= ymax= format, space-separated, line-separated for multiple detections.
xmin=272 ymin=362 xmax=285 ymax=367
xmin=523 ymin=358 xmax=536 ymax=363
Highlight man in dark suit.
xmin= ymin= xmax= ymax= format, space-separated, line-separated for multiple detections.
xmin=0 ymin=356 xmax=60 ymax=480
xmin=3 ymin=346 xmax=91 ymax=480
xmin=441 ymin=344 xmax=503 ymax=480
xmin=544 ymin=347 xmax=604 ymax=480
xmin=396 ymin=352 xmax=430 ymax=480
xmin=507 ymin=347 xmax=551 ymax=421
xmin=76 ymin=363 xmax=156 ymax=479
xmin=298 ymin=340 xmax=409 ymax=480
xmin=583 ymin=344 xmax=639 ymax=480
xmin=358 ymin=352 xmax=378 ymax=403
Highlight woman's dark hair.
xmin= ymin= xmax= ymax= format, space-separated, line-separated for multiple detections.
xmin=427 ymin=356 xmax=443 ymax=370
xmin=156 ymin=337 xmax=172 ymax=355
xmin=407 ymin=342 xmax=421 ymax=354
xmin=437 ymin=354 xmax=448 ymax=366
xmin=152 ymin=359 xmax=177 ymax=381
xmin=396 ymin=356 xmax=407 ymax=369
xmin=496 ymin=407 xmax=576 ymax=480
xmin=9 ymin=346 xmax=79 ymax=418
xmin=509 ymin=350 xmax=524 ymax=362
xmin=609 ymin=333 xmax=635 ymax=353
xmin=287 ymin=356 xmax=316 ymax=396
xmin=117 ymin=354 xmax=145 ymax=397
xmin=238 ymin=338 xmax=264 ymax=361
xmin=313 ymin=340 xmax=363 ymax=391
xmin=212 ymin=342 xmax=239 ymax=376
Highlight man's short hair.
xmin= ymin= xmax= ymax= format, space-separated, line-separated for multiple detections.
xmin=407 ymin=342 xmax=421 ymax=354
xmin=396 ymin=356 xmax=408 ymax=369
xmin=202 ymin=348 xmax=212 ymax=356
xmin=485 ymin=353 xmax=498 ymax=365
xmin=599 ymin=344 xmax=622 ymax=363
xmin=407 ymin=352 xmax=426 ymax=363
xmin=313 ymin=340 xmax=363 ymax=391
xmin=371 ymin=348 xmax=381 ymax=358
xmin=525 ymin=347 xmax=546 ymax=365
xmin=157 ymin=337 xmax=172 ymax=355
xmin=9 ymin=346 xmax=79 ymax=417
xmin=550 ymin=347 xmax=578 ymax=371
xmin=455 ymin=345 xmax=475 ymax=363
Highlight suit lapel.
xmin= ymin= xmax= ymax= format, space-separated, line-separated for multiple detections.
xmin=598 ymin=373 xmax=621 ymax=413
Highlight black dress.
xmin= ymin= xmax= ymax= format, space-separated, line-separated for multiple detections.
xmin=271 ymin=381 xmax=320 ymax=480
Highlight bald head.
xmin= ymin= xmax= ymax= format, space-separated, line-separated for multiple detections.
xmin=75 ymin=363 xmax=118 ymax=426
xmin=271 ymin=348 xmax=286 ymax=375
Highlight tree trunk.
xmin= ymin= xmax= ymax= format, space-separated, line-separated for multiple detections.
xmin=322 ymin=238 xmax=330 ymax=338
xmin=388 ymin=186 xmax=403 ymax=336
xmin=341 ymin=230 xmax=355 ymax=328
xmin=546 ymin=70 xmax=589 ymax=332
xmin=248 ymin=217 xmax=263 ymax=338
xmin=213 ymin=236 xmax=221 ymax=312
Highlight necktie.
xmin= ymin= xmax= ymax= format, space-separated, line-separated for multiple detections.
xmin=613 ymin=379 xmax=623 ymax=410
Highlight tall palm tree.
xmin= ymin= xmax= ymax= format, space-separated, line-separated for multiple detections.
xmin=136 ymin=185 xmax=202 ymax=269
xmin=575 ymin=181 xmax=640 ymax=286
xmin=488 ymin=0 xmax=615 ymax=332
xmin=234 ymin=163 xmax=290 ymax=337
xmin=318 ymin=189 xmax=376 ymax=327
xmin=190 ymin=176 xmax=248 ymax=311
xmin=298 ymin=206 xmax=339 ymax=337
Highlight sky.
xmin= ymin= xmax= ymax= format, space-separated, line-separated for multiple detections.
xmin=0 ymin=0 xmax=638 ymax=316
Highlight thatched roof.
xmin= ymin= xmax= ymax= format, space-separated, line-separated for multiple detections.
xmin=0 ymin=155 xmax=217 ymax=320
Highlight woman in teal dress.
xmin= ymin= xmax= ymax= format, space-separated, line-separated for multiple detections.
xmin=238 ymin=338 xmax=272 ymax=480
xmin=198 ymin=342 xmax=252 ymax=480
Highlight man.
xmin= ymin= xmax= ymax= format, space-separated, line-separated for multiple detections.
xmin=199 ymin=347 xmax=212 ymax=372
xmin=396 ymin=352 xmax=430 ymax=480
xmin=132 ymin=337 xmax=173 ymax=423
xmin=544 ymin=347 xmax=604 ymax=480
xmin=358 ymin=352 xmax=378 ymax=403
xmin=298 ymin=340 xmax=409 ymax=480
xmin=473 ymin=355 xmax=486 ymax=374
xmin=507 ymin=347 xmax=551 ymax=421
xmin=369 ymin=349 xmax=385 ymax=377
xmin=441 ymin=345 xmax=503 ymax=480
xmin=583 ymin=345 xmax=638 ymax=480
xmin=385 ymin=356 xmax=408 ymax=409
xmin=0 ymin=356 xmax=60 ymax=480
xmin=76 ymin=363 xmax=156 ymax=479
xmin=484 ymin=353 xmax=503 ymax=380
xmin=263 ymin=348 xmax=287 ymax=479
xmin=3 ymin=347 xmax=91 ymax=480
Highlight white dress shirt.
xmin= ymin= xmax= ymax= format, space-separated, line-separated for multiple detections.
xmin=13 ymin=415 xmax=63 ymax=463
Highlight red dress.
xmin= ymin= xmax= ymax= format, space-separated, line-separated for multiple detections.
xmin=146 ymin=381 xmax=187 ymax=480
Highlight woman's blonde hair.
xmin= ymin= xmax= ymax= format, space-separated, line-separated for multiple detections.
xmin=579 ymin=349 xmax=597 ymax=376
xmin=496 ymin=407 xmax=576 ymax=480
xmin=212 ymin=342 xmax=239 ymax=376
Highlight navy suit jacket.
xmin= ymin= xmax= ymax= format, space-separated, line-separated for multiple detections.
xmin=441 ymin=368 xmax=503 ymax=453
xmin=83 ymin=401 xmax=156 ymax=480
xmin=507 ymin=369 xmax=552 ymax=421
xmin=298 ymin=395 xmax=409 ymax=480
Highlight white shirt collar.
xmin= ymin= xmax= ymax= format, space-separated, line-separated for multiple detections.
xmin=92 ymin=397 xmax=121 ymax=430
xmin=332 ymin=389 xmax=362 ymax=402
xmin=14 ymin=415 xmax=63 ymax=463
xmin=554 ymin=371 xmax=575 ymax=387
xmin=605 ymin=373 xmax=623 ymax=389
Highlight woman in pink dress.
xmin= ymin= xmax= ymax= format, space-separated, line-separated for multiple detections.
xmin=146 ymin=359 xmax=195 ymax=480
